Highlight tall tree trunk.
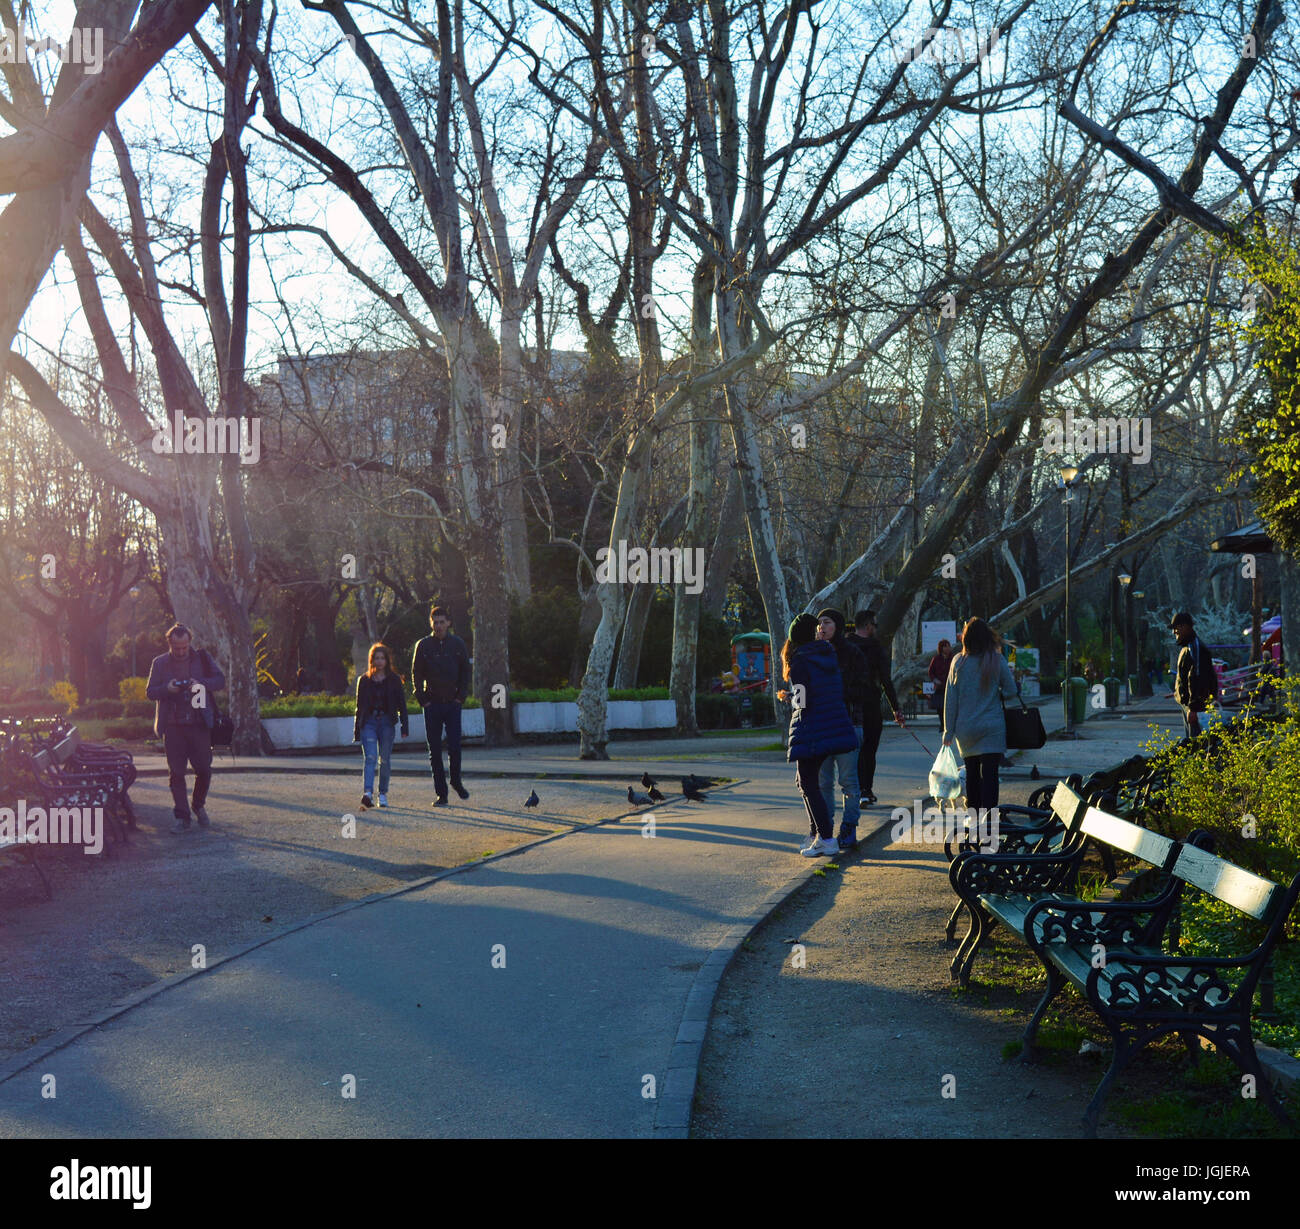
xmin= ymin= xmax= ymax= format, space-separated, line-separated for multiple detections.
xmin=612 ymin=579 xmax=654 ymax=689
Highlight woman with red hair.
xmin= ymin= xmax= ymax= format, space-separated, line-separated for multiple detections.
xmin=353 ymin=643 xmax=409 ymax=809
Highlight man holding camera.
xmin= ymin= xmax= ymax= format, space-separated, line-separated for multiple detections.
xmin=146 ymin=623 xmax=226 ymax=832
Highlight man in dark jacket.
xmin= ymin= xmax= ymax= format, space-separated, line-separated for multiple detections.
xmin=1171 ymin=612 xmax=1216 ymax=739
xmin=145 ymin=623 xmax=226 ymax=833
xmin=412 ymin=605 xmax=472 ymax=805
xmin=851 ymin=610 xmax=906 ymax=805
xmin=816 ymin=609 xmax=866 ymax=849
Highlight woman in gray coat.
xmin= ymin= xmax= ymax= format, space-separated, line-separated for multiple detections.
xmin=941 ymin=618 xmax=1018 ymax=814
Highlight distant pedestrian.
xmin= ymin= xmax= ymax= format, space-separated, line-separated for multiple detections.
xmin=412 ymin=604 xmax=472 ymax=805
xmin=353 ymin=642 xmax=409 ymax=810
xmin=928 ymin=638 xmax=953 ymax=712
xmin=850 ymin=609 xmax=906 ymax=806
xmin=780 ymin=614 xmax=859 ymax=858
xmin=941 ymin=617 xmax=1019 ymax=818
xmin=816 ymin=608 xmax=866 ymax=849
xmin=145 ymin=624 xmax=225 ymax=833
xmin=1170 ymin=612 xmax=1217 ymax=739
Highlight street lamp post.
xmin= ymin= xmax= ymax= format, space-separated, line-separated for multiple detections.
xmin=1133 ymin=591 xmax=1146 ymax=694
xmin=1060 ymin=464 xmax=1080 ymax=738
xmin=1118 ymin=573 xmax=1132 ymax=702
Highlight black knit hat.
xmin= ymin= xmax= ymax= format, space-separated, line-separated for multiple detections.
xmin=817 ymin=608 xmax=846 ymax=639
xmin=1169 ymin=611 xmax=1193 ymax=629
xmin=788 ymin=613 xmax=818 ymax=645
xmin=854 ymin=609 xmax=877 ymax=628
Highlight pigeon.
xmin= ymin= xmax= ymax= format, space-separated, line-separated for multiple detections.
xmin=648 ymin=785 xmax=665 ymax=802
xmin=686 ymin=773 xmax=720 ymax=791
xmin=628 ymin=785 xmax=652 ymax=807
xmin=681 ymin=778 xmax=708 ymax=802
xmin=525 ymin=789 xmax=539 ymax=808
xmin=641 ymin=772 xmax=657 ymax=789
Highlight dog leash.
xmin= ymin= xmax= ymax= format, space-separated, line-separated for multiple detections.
xmin=901 ymin=723 xmax=936 ymax=759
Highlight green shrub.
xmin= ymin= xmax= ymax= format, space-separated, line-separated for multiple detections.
xmin=122 ymin=700 xmax=153 ymax=718
xmin=0 ymin=700 xmax=62 ymax=719
xmin=119 ymin=676 xmax=149 ymax=706
xmin=75 ymin=699 xmax=124 ymax=720
xmin=1144 ymin=676 xmax=1300 ymax=933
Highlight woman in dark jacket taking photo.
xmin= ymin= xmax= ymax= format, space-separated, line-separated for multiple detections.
xmin=779 ymin=613 xmax=860 ymax=857
xmin=353 ymin=642 xmax=410 ymax=810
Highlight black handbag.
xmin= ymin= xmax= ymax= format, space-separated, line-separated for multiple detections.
xmin=1004 ymin=698 xmax=1046 ymax=749
xmin=210 ymin=705 xmax=235 ymax=748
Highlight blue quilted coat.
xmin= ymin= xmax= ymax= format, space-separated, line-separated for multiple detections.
xmin=786 ymin=640 xmax=860 ymax=761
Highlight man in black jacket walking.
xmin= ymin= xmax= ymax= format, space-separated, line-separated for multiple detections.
xmin=412 ymin=605 xmax=472 ymax=805
xmin=851 ymin=609 xmax=906 ymax=805
xmin=145 ymin=623 xmax=226 ymax=833
xmin=1171 ymin=611 xmax=1217 ymax=739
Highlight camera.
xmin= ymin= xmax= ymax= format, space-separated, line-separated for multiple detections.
xmin=173 ymin=678 xmax=193 ymax=689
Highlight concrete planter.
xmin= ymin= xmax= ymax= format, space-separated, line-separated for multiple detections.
xmin=263 ymin=699 xmax=664 ymax=749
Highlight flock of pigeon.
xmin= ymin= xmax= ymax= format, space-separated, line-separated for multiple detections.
xmin=523 ymin=772 xmax=719 ymax=812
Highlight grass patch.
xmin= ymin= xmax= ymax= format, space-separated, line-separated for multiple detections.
xmin=1115 ymin=1054 xmax=1300 ymax=1139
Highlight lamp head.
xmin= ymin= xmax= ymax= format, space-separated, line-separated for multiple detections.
xmin=1118 ymin=573 xmax=1132 ymax=587
xmin=1059 ymin=463 xmax=1079 ymax=484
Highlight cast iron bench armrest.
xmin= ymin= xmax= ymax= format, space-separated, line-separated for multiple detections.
xmin=1081 ymin=950 xmax=1260 ymax=1017
xmin=1024 ymin=889 xmax=1178 ymax=951
xmin=951 ymin=849 xmax=1083 ymax=900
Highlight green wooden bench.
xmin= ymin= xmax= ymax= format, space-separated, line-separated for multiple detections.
xmin=1022 ymin=841 xmax=1300 ymax=1135
xmin=947 ymin=781 xmax=1093 ymax=982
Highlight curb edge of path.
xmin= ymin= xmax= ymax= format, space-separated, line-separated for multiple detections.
xmin=0 ymin=784 xmax=745 ymax=1089
xmin=651 ymin=810 xmax=897 ymax=1139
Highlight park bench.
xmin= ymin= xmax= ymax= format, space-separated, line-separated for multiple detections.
xmin=50 ymin=726 xmax=138 ymax=830
xmin=940 ymin=781 xmax=1086 ymax=942
xmin=948 ymin=794 xmax=1197 ymax=987
xmin=21 ymin=747 xmax=127 ymax=848
xmin=1021 ymin=841 xmax=1300 ymax=1136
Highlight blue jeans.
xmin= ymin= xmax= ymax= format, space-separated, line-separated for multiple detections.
xmin=423 ymin=702 xmax=463 ymax=797
xmin=820 ymin=726 xmax=861 ymax=835
xmin=360 ymin=713 xmax=396 ymax=796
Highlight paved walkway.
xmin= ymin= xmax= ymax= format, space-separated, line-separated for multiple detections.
xmin=0 ymin=696 xmax=1159 ymax=1138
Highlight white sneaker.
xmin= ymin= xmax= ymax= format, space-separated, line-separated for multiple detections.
xmin=801 ymin=837 xmax=838 ymax=857
xmin=378 ymin=794 xmax=388 ymax=808
xmin=799 ymin=833 xmax=820 ymax=852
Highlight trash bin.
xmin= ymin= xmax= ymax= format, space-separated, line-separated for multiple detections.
xmin=1127 ymin=673 xmax=1142 ymax=702
xmin=1103 ymin=676 xmax=1121 ymax=709
xmin=1062 ymin=676 xmax=1088 ymax=725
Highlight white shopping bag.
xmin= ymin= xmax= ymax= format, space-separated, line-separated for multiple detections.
xmin=929 ymin=744 xmax=962 ymax=801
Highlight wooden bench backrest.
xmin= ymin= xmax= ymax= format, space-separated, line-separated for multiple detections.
xmin=1171 ymin=843 xmax=1283 ymax=923
xmin=53 ymin=728 xmax=81 ymax=763
xmin=1079 ymin=806 xmax=1177 ymax=870
xmin=1050 ymin=781 xmax=1089 ymax=833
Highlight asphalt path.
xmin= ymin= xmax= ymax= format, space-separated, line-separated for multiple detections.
xmin=0 ymin=731 xmax=945 ymax=1139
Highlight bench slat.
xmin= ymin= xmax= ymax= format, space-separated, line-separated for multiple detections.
xmin=1051 ymin=781 xmax=1087 ymax=828
xmin=1079 ymin=807 xmax=1174 ymax=869
xmin=1171 ymin=843 xmax=1280 ymax=921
